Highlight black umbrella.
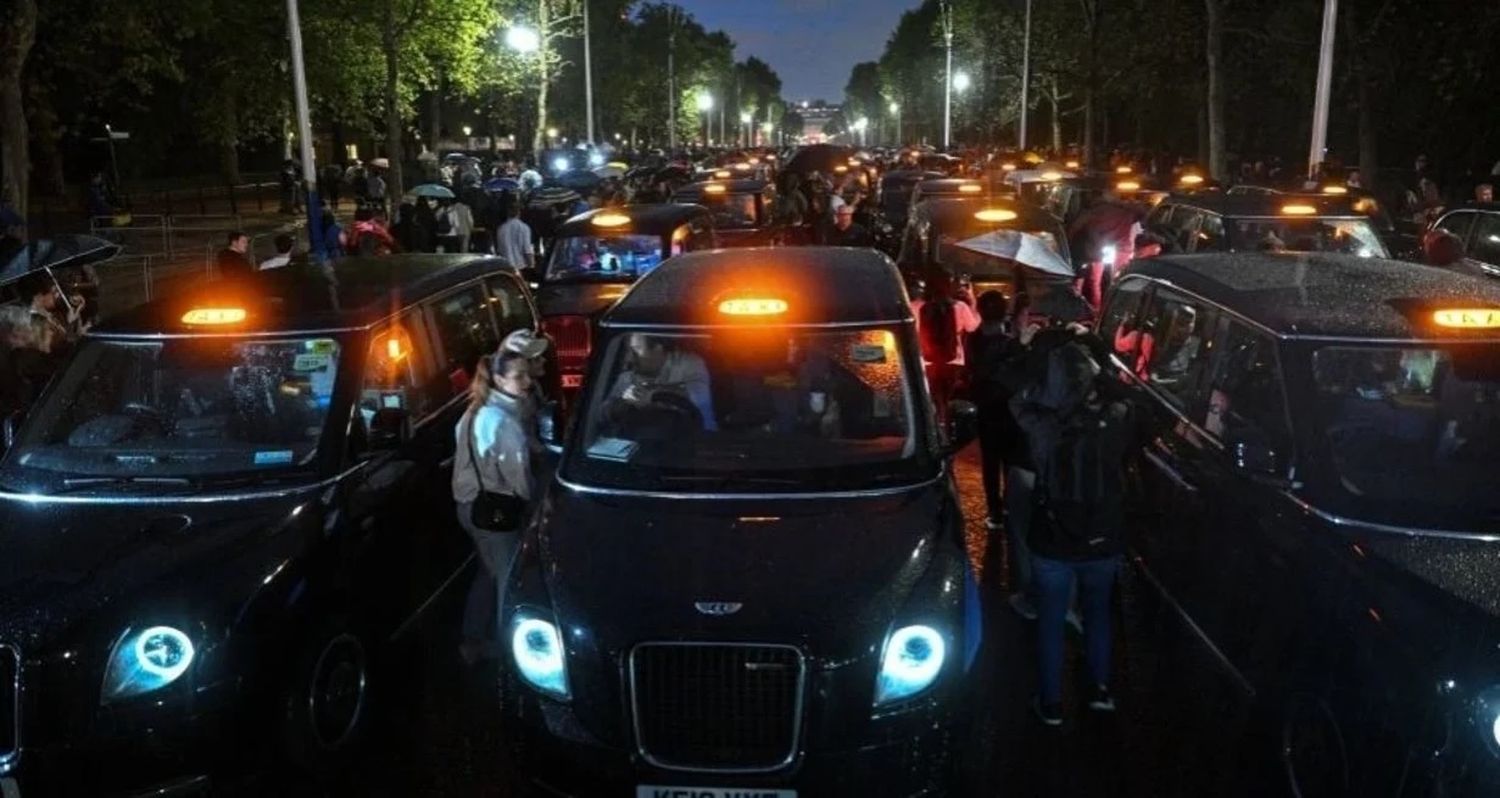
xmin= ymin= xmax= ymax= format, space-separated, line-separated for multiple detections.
xmin=526 ymin=187 xmax=582 ymax=209
xmin=1 ymin=234 xmax=122 ymax=285
xmin=1031 ymin=285 xmax=1093 ymax=323
xmin=784 ymin=144 xmax=856 ymax=176
xmin=556 ymin=169 xmax=602 ymax=191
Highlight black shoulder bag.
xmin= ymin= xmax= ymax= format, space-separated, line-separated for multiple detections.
xmin=466 ymin=414 xmax=527 ymax=532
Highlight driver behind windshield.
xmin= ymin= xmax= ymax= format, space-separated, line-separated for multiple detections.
xmin=606 ymin=333 xmax=716 ymax=430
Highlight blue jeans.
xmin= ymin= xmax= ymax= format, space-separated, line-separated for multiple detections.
xmin=1032 ymin=554 xmax=1119 ymax=706
xmin=458 ymin=501 xmax=522 ymax=650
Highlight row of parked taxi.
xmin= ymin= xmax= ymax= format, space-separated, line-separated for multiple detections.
xmin=1 ymin=144 xmax=1499 ymax=797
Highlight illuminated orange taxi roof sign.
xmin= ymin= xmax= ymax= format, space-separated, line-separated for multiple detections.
xmin=591 ymin=212 xmax=631 ymax=228
xmin=1434 ymin=308 xmax=1500 ymax=329
xmin=1281 ymin=203 xmax=1317 ymax=216
xmin=719 ymin=297 xmax=788 ymax=316
xmin=181 ymin=307 xmax=246 ymax=326
xmin=703 ymin=183 xmax=728 ymax=194
xmin=1115 ymin=165 xmax=1133 ymax=174
xmin=1179 ymin=173 xmax=1205 ymax=186
xmin=957 ymin=183 xmax=982 ymax=193
xmin=713 ymin=169 xmax=732 ymax=179
xmin=974 ymin=208 xmax=1018 ymax=223
xmin=1322 ymin=185 xmax=1349 ymax=195
xmin=1117 ymin=180 xmax=1141 ymax=192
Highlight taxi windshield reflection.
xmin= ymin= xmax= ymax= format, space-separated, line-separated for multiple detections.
xmin=5 ymin=336 xmax=340 ymax=483
xmin=567 ymin=328 xmax=932 ymax=492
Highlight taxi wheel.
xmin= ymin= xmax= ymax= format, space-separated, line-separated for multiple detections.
xmin=280 ymin=616 xmax=376 ymax=777
xmin=1277 ymin=693 xmax=1351 ymax=798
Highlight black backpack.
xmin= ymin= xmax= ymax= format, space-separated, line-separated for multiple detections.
xmin=1031 ymin=397 xmax=1131 ymax=558
xmin=919 ymin=299 xmax=960 ymax=363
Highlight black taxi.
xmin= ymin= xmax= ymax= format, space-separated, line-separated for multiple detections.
xmin=1142 ymin=192 xmax=1392 ymax=259
xmin=0 ymin=255 xmax=540 ymax=795
xmin=537 ymin=205 xmax=715 ymax=395
xmin=501 ymin=247 xmax=985 ymax=797
xmin=1098 ymin=253 xmax=1500 ymax=796
xmin=670 ymin=179 xmax=778 ymax=248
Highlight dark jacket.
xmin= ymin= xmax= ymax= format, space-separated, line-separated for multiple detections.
xmin=1009 ymin=338 xmax=1137 ymax=561
xmin=214 ymin=248 xmax=255 ymax=280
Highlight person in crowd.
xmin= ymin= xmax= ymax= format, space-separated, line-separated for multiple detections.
xmin=345 ymin=160 xmax=368 ymax=206
xmin=0 ymin=205 xmax=25 ymax=265
xmin=215 ymin=231 xmax=255 ymax=280
xmin=518 ymin=159 xmax=544 ymax=192
xmin=258 ymin=233 xmax=296 ymax=271
xmin=85 ymin=172 xmax=113 ymax=221
xmin=347 ymin=207 xmax=398 ymax=256
xmin=774 ymin=173 xmax=809 ymax=227
xmin=315 ymin=202 xmax=345 ymax=264
xmin=1414 ymin=177 xmax=1445 ymax=225
xmin=966 ymin=290 xmax=1017 ymax=531
xmin=607 ymin=333 xmax=716 ymax=430
xmin=819 ymin=202 xmax=873 ymax=247
xmin=366 ymin=168 xmax=388 ymax=213
xmin=437 ymin=197 xmax=475 ymax=253
xmin=319 ymin=163 xmax=344 ymax=209
xmin=495 ymin=196 xmax=535 ymax=271
xmin=452 ymin=348 xmax=542 ymax=665
xmin=1475 ymin=183 xmax=1494 ymax=204
xmin=1010 ymin=324 xmax=1135 ymax=727
xmin=413 ymin=198 xmax=439 ymax=253
xmin=279 ymin=159 xmax=301 ymax=214
xmin=502 ymin=328 xmax=552 ymax=405
xmin=911 ymin=270 xmax=980 ymax=422
xmin=17 ymin=272 xmax=85 ymax=354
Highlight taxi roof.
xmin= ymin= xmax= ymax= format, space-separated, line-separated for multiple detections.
xmin=94 ymin=255 xmax=520 ymax=337
xmin=600 ymin=247 xmax=912 ymax=328
xmin=671 ymin=179 xmax=770 ymax=200
xmin=914 ymin=178 xmax=987 ymax=195
xmin=1128 ymin=253 xmax=1500 ymax=339
xmin=1163 ymin=191 xmax=1363 ymax=218
xmin=555 ymin=204 xmax=707 ymax=237
xmin=912 ymin=196 xmax=1064 ymax=233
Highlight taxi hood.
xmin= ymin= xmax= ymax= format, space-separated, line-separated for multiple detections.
xmin=536 ymin=483 xmax=951 ymax=659
xmin=535 ymin=281 xmax=632 ymax=319
xmin=0 ymin=494 xmax=310 ymax=652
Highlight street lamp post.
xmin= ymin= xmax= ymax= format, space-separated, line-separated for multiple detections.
xmin=761 ymin=121 xmax=774 ymax=147
xmin=1019 ymin=0 xmax=1032 ymax=150
xmin=284 ymin=0 xmax=323 ymax=262
xmin=889 ymin=102 xmax=901 ymax=147
xmin=1307 ymin=0 xmax=1339 ymax=178
xmin=740 ymin=111 xmax=752 ymax=146
xmin=941 ymin=0 xmax=954 ymax=149
xmin=951 ymin=71 xmax=970 ymax=146
xmin=853 ymin=117 xmax=869 ymax=148
xmin=696 ymin=93 xmax=714 ymax=147
xmin=583 ymin=0 xmax=595 ymax=145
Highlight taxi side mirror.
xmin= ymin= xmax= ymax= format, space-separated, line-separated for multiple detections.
xmin=944 ymin=400 xmax=979 ymax=456
xmin=538 ymin=400 xmax=563 ymax=451
xmin=368 ymin=407 xmax=410 ymax=451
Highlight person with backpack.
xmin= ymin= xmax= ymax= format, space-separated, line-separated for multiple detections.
xmin=346 ymin=207 xmax=398 ymax=256
xmin=911 ymin=269 xmax=979 ymax=421
xmin=1010 ymin=326 xmax=1137 ymax=727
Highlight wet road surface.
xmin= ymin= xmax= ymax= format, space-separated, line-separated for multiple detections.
xmin=234 ymin=444 xmax=1276 ymax=797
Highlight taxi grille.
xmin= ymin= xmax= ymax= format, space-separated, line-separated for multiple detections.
xmin=630 ymin=642 xmax=804 ymax=772
xmin=0 ymin=644 xmax=17 ymax=770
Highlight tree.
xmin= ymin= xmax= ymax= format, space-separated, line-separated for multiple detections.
xmin=0 ymin=0 xmax=38 ymax=218
xmin=1205 ymin=0 xmax=1227 ymax=179
xmin=843 ymin=62 xmax=884 ymax=141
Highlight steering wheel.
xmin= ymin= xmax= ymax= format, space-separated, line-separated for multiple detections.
xmin=649 ymin=390 xmax=705 ymax=428
xmin=122 ymin=402 xmax=174 ymax=437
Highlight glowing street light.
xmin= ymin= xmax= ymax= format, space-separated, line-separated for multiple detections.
xmin=953 ymin=71 xmax=971 ymax=92
xmin=889 ymin=101 xmax=902 ymax=146
xmin=696 ymin=93 xmax=714 ymax=145
xmin=505 ymin=25 xmax=540 ymax=54
xmin=546 ymin=127 xmax=559 ymax=139
xmin=462 ymin=125 xmax=473 ymax=137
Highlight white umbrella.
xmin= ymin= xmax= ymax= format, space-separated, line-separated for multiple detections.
xmin=954 ymin=229 xmax=1075 ymax=278
xmin=369 ymin=157 xmax=390 ymax=169
xmin=593 ymin=164 xmax=625 ymax=179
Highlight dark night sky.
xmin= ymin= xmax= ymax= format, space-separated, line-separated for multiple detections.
xmin=678 ymin=0 xmax=921 ymax=104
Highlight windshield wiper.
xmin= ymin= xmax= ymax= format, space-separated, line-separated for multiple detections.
xmin=55 ymin=476 xmax=194 ymax=494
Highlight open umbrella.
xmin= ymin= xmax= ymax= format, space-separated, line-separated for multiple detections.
xmin=1 ymin=234 xmax=122 ymax=285
xmin=556 ymin=170 xmax=602 ymax=191
xmin=369 ymin=157 xmax=390 ymax=169
xmin=408 ymin=183 xmax=456 ymax=199
xmin=484 ymin=177 xmax=521 ymax=194
xmin=593 ymin=164 xmax=626 ymax=179
xmin=526 ymin=187 xmax=581 ymax=209
xmin=954 ymin=229 xmax=1075 ymax=279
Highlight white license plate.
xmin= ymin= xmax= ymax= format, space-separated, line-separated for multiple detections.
xmin=636 ymin=787 xmax=796 ymax=798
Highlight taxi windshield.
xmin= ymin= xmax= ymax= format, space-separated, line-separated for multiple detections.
xmin=547 ymin=233 xmax=668 ymax=282
xmin=1227 ymin=217 xmax=1388 ymax=257
xmin=5 ymin=336 xmax=340 ymax=484
xmin=699 ymin=193 xmax=760 ymax=229
xmin=564 ymin=327 xmax=933 ymax=492
xmin=1309 ymin=343 xmax=1500 ymax=527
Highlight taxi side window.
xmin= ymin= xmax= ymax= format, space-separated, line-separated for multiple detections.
xmin=1142 ymin=288 xmax=1218 ymax=411
xmin=1468 ymin=212 xmax=1500 ymax=266
xmin=362 ymin=314 xmax=436 ymax=424
xmin=1145 ymin=203 xmax=1174 ymax=236
xmin=425 ymin=284 xmax=498 ymax=399
xmin=1098 ymin=276 xmax=1150 ymax=375
xmin=1203 ymin=321 xmax=1290 ymax=456
xmin=485 ymin=274 xmax=536 ymax=338
xmin=1168 ymin=209 xmax=1204 ymax=253
xmin=1196 ymin=213 xmax=1226 ymax=251
xmin=1434 ymin=211 xmax=1475 ymax=246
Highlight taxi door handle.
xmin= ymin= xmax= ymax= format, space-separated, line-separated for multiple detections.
xmin=1142 ymin=448 xmax=1199 ymax=493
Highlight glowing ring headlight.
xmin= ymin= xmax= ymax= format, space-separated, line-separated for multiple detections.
xmin=102 ymin=624 xmax=197 ymax=702
xmin=134 ymin=626 xmax=195 ymax=681
xmin=874 ymin=624 xmax=946 ymax=706
xmin=512 ymin=617 xmax=570 ymax=699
